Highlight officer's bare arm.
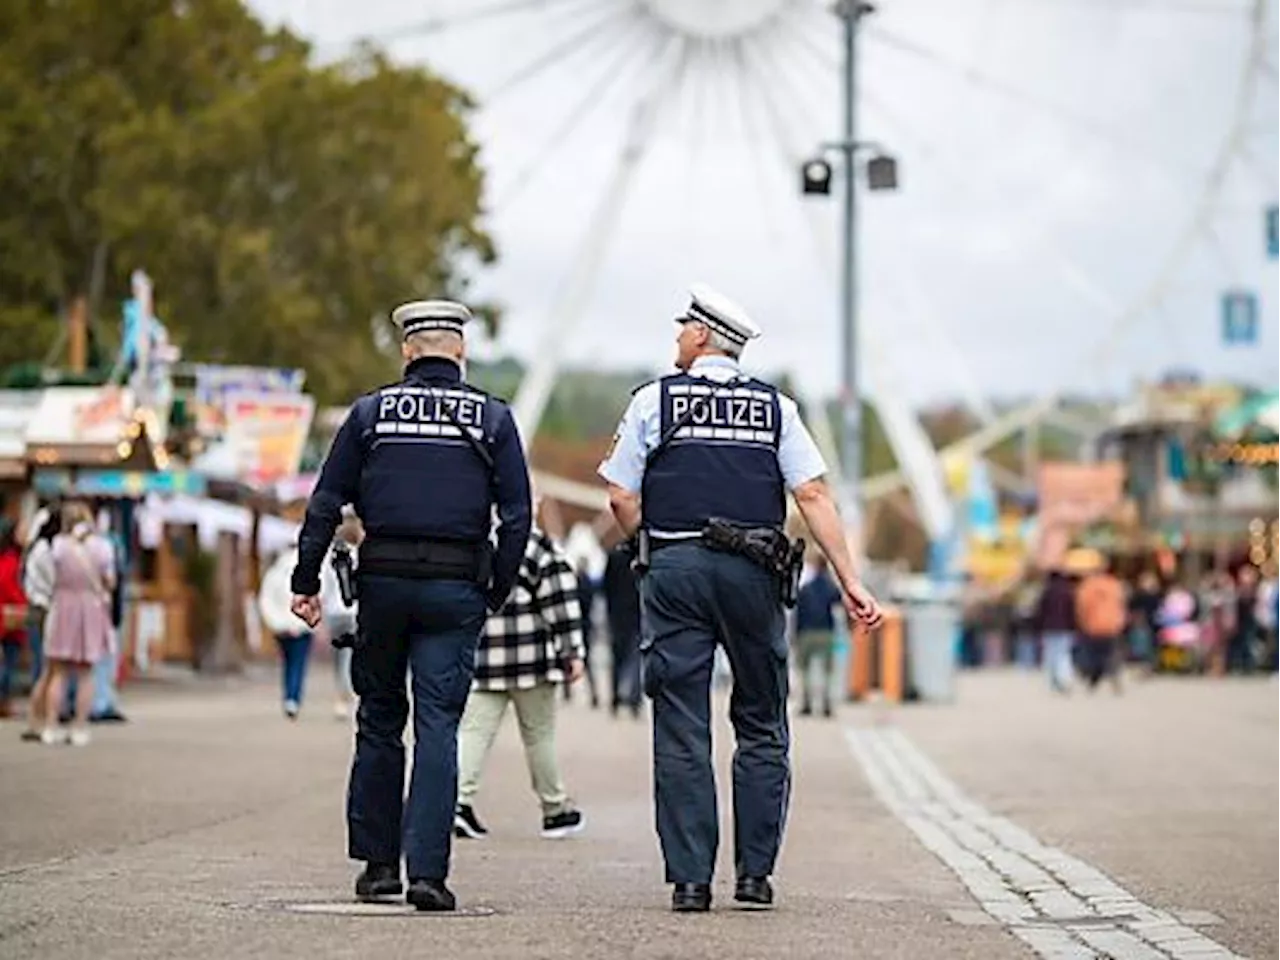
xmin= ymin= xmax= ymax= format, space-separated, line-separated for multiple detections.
xmin=606 ymin=484 xmax=642 ymax=538
xmin=791 ymin=477 xmax=864 ymax=592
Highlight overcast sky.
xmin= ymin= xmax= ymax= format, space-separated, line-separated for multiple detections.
xmin=249 ymin=0 xmax=1278 ymax=409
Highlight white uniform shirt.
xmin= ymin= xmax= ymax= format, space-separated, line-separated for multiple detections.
xmin=598 ymin=356 xmax=828 ymax=496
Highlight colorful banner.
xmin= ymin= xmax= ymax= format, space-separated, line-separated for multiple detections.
xmin=221 ymin=391 xmax=315 ymax=487
xmin=32 ymin=469 xmax=207 ymax=498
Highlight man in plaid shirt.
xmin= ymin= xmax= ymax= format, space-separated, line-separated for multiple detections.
xmin=454 ymin=525 xmax=587 ymax=840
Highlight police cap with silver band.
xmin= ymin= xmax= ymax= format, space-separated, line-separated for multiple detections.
xmin=392 ymin=300 xmax=473 ymax=339
xmin=678 ymin=283 xmax=761 ymax=347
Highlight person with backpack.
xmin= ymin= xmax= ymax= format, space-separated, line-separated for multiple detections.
xmin=1074 ymin=555 xmax=1127 ymax=692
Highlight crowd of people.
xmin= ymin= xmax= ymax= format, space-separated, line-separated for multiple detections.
xmin=961 ymin=555 xmax=1280 ymax=690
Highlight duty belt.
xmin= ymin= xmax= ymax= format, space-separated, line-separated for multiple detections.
xmin=359 ymin=538 xmax=491 ymax=584
xmin=635 ymin=519 xmax=805 ymax=608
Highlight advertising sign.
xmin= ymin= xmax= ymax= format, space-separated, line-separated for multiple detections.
xmin=1035 ymin=462 xmax=1126 ymax=568
xmin=222 ymin=391 xmax=315 ymax=487
xmin=190 ymin=365 xmax=307 ymax=435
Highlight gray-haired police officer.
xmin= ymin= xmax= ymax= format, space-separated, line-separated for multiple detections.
xmin=290 ymin=300 xmax=532 ymax=912
xmin=598 ymin=283 xmax=883 ymax=913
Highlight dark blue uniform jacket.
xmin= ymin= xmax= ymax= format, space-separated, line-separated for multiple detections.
xmin=290 ymin=357 xmax=532 ymax=611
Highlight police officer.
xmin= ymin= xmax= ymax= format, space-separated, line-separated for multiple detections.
xmin=290 ymin=300 xmax=532 ymax=912
xmin=598 ymin=283 xmax=883 ymax=913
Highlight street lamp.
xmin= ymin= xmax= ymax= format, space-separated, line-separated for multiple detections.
xmin=799 ymin=0 xmax=898 ymax=554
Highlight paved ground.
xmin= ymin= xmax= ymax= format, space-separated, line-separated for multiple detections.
xmin=0 ymin=663 xmax=1273 ymax=960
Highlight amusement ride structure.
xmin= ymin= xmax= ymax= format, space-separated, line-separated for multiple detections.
xmin=292 ymin=0 xmax=1278 ymax=559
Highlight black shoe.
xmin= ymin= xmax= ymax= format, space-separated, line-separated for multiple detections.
xmin=89 ymin=708 xmax=128 ymax=724
xmin=355 ymin=862 xmax=402 ymax=901
xmin=800 ymin=703 xmax=813 ymax=717
xmin=541 ymin=809 xmax=584 ymax=839
xmin=671 ymin=882 xmax=712 ymax=913
xmin=407 ymin=878 xmax=456 ymax=912
xmin=822 ymin=703 xmax=834 ymax=718
xmin=454 ymin=804 xmax=488 ymax=839
xmin=735 ymin=876 xmax=774 ymax=908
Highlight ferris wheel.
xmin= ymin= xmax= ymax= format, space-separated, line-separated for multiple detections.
xmin=273 ymin=0 xmax=1278 ymax=540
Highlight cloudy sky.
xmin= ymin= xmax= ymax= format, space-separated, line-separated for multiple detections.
xmin=249 ymin=0 xmax=1278 ymax=410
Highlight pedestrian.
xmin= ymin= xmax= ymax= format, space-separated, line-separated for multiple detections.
xmin=1227 ymin=564 xmax=1259 ymax=675
xmin=19 ymin=506 xmax=58 ymax=742
xmin=562 ymin=560 xmax=600 ymax=707
xmin=1035 ymin=568 xmax=1077 ymax=693
xmin=320 ymin=509 xmax=363 ymax=720
xmin=602 ymin=540 xmax=642 ymax=717
xmin=259 ymin=541 xmax=313 ymax=720
xmin=0 ymin=519 xmax=27 ymax=719
xmin=597 ymin=283 xmax=882 ymax=913
xmin=455 ymin=522 xmax=587 ymax=842
xmin=1074 ymin=555 xmax=1126 ymax=692
xmin=288 ymin=300 xmax=532 ymax=912
xmin=792 ymin=554 xmax=842 ymax=718
xmin=39 ymin=501 xmax=116 ymax=747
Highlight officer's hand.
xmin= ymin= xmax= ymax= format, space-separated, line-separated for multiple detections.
xmin=291 ymin=594 xmax=322 ymax=629
xmin=843 ymin=583 xmax=884 ymax=630
xmin=566 ymin=658 xmax=585 ymax=684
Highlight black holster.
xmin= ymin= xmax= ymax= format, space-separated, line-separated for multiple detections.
xmin=358 ymin=538 xmax=493 ymax=584
xmin=701 ymin=518 xmax=805 ymax=608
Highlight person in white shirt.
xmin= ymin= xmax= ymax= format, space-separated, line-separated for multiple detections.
xmin=259 ymin=541 xmax=313 ymax=720
xmin=320 ymin=511 xmax=363 ymax=720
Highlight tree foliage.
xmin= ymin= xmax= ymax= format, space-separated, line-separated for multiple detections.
xmin=0 ymin=0 xmax=494 ymax=401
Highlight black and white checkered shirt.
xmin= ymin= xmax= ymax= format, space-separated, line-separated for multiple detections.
xmin=474 ymin=528 xmax=586 ymax=691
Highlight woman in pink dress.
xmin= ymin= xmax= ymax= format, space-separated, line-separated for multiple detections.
xmin=40 ymin=501 xmax=116 ymax=746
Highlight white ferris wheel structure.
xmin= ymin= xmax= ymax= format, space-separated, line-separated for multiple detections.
xmin=287 ymin=0 xmax=1279 ymax=545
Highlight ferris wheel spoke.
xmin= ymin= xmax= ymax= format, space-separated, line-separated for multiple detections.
xmin=490 ymin=16 xmax=662 ymax=211
xmin=846 ymin=19 xmax=1223 ymax=188
xmin=509 ymin=33 xmax=691 ymax=442
xmin=481 ymin=0 xmax=645 ymax=104
xmin=370 ymin=0 xmax=596 ymax=42
xmin=998 ymin=0 xmax=1251 ymax=15
xmin=730 ymin=37 xmax=785 ymax=247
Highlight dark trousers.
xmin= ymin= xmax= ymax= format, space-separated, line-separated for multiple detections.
xmin=610 ymin=625 xmax=641 ymax=710
xmin=641 ymin=544 xmax=790 ymax=885
xmin=1078 ymin=636 xmax=1116 ymax=688
xmin=347 ymin=576 xmax=485 ymax=882
xmin=0 ymin=641 xmax=20 ymax=701
xmin=276 ymin=634 xmax=312 ymax=704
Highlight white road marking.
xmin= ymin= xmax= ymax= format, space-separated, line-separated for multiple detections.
xmin=844 ymin=727 xmax=1247 ymax=960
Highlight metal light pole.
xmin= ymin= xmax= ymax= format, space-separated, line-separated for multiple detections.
xmin=801 ymin=2 xmax=897 ymax=549
xmin=837 ymin=0 xmax=869 ymax=530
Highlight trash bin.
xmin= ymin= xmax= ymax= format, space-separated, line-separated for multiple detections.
xmin=904 ymin=599 xmax=960 ymax=703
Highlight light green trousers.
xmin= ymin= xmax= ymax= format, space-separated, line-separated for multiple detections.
xmin=457 ymin=684 xmax=569 ymax=816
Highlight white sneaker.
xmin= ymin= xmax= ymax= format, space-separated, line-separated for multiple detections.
xmin=40 ymin=727 xmax=68 ymax=746
xmin=69 ymin=728 xmax=91 ymax=747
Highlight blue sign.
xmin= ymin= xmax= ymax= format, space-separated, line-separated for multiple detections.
xmin=1267 ymin=205 xmax=1278 ymax=260
xmin=1221 ymin=290 xmax=1258 ymax=345
xmin=32 ymin=469 xmax=206 ymax=498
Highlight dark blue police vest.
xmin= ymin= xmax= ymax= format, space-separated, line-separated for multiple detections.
xmin=351 ymin=358 xmax=499 ymax=543
xmin=641 ymin=373 xmax=785 ymax=534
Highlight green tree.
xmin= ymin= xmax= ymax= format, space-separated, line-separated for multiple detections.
xmin=0 ymin=1 xmax=493 ymax=402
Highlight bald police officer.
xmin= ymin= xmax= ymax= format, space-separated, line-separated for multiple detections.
xmin=290 ymin=301 xmax=531 ymax=912
xmin=599 ymin=284 xmax=883 ymax=913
